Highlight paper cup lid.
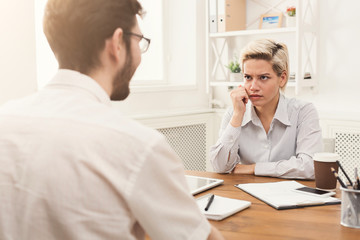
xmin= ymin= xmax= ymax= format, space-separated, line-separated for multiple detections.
xmin=313 ymin=152 xmax=341 ymax=162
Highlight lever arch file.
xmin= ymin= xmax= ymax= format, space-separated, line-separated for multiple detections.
xmin=217 ymin=0 xmax=246 ymax=32
xmin=209 ymin=0 xmax=218 ymax=33
xmin=217 ymin=0 xmax=225 ymax=32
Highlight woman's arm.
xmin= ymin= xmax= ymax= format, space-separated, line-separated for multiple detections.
xmin=210 ymin=86 xmax=249 ymax=173
xmin=255 ymin=103 xmax=323 ymax=179
xmin=209 ymin=108 xmax=242 ymax=173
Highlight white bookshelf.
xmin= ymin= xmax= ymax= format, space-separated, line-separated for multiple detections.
xmin=209 ymin=27 xmax=296 ymax=38
xmin=205 ymin=0 xmax=319 ymax=107
xmin=209 ymin=81 xmax=296 ymax=87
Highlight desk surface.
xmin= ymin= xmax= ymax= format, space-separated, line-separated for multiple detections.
xmin=186 ymin=170 xmax=359 ymax=240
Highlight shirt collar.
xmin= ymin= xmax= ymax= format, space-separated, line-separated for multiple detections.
xmin=273 ymin=94 xmax=291 ymax=126
xmin=241 ymin=104 xmax=260 ymax=127
xmin=45 ymin=69 xmax=112 ymax=106
xmin=241 ymin=94 xmax=291 ymax=127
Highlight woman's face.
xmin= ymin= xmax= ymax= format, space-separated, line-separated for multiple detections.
xmin=243 ymin=59 xmax=286 ymax=110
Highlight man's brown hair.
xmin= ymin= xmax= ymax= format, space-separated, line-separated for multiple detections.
xmin=43 ymin=0 xmax=143 ymax=74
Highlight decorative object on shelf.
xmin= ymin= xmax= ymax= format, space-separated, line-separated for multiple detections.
xmin=229 ymin=72 xmax=242 ymax=82
xmin=225 ymin=58 xmax=242 ymax=82
xmin=286 ymin=6 xmax=296 ymax=27
xmin=259 ymin=13 xmax=283 ymax=29
xmin=225 ymin=58 xmax=241 ymax=73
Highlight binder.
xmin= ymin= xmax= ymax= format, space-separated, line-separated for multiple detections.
xmin=217 ymin=0 xmax=246 ymax=32
xmin=209 ymin=0 xmax=218 ymax=33
xmin=217 ymin=0 xmax=225 ymax=32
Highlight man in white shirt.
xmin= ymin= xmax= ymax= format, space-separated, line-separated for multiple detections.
xmin=0 ymin=0 xmax=223 ymax=239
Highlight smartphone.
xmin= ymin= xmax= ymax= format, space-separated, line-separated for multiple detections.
xmin=293 ymin=187 xmax=335 ymax=198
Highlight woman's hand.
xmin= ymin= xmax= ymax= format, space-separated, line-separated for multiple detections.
xmin=233 ymin=164 xmax=255 ymax=175
xmin=229 ymin=85 xmax=249 ymax=127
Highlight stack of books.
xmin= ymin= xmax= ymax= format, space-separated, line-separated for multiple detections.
xmin=289 ymin=72 xmax=311 ymax=81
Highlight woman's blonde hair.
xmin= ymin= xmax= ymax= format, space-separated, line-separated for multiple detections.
xmin=240 ymin=39 xmax=289 ymax=90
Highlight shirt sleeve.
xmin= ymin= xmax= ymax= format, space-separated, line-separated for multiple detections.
xmin=210 ymin=108 xmax=242 ymax=173
xmin=255 ymin=103 xmax=323 ymax=179
xmin=127 ymin=135 xmax=211 ymax=240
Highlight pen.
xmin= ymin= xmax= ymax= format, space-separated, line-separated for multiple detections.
xmin=204 ymin=194 xmax=215 ymax=211
xmin=331 ymin=167 xmax=347 ymax=188
xmin=355 ymin=167 xmax=360 ymax=190
xmin=336 ymin=160 xmax=353 ymax=186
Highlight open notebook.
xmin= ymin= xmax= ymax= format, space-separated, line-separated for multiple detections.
xmin=235 ymin=181 xmax=341 ymax=210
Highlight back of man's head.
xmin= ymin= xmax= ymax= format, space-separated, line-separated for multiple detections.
xmin=43 ymin=0 xmax=143 ymax=75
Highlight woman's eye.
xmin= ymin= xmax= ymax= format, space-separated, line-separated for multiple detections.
xmin=244 ymin=75 xmax=251 ymax=80
xmin=260 ymin=76 xmax=269 ymax=80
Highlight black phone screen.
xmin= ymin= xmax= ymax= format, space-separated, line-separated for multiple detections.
xmin=296 ymin=187 xmax=330 ymax=195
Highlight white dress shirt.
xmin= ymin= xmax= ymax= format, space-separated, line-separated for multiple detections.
xmin=210 ymin=94 xmax=323 ymax=179
xmin=0 ymin=69 xmax=210 ymax=240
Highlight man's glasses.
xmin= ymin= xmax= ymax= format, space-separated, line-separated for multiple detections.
xmin=124 ymin=32 xmax=151 ymax=53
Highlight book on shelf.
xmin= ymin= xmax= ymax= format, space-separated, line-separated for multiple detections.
xmin=209 ymin=0 xmax=218 ymax=33
xmin=209 ymin=0 xmax=246 ymax=33
xmin=289 ymin=72 xmax=311 ymax=81
xmin=196 ymin=194 xmax=251 ymax=221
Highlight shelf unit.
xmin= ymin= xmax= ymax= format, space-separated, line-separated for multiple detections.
xmin=205 ymin=0 xmax=319 ymax=105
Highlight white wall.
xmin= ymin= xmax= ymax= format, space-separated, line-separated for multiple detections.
xmin=286 ymin=0 xmax=360 ymax=119
xmin=0 ymin=0 xmax=37 ymax=104
xmin=1 ymin=0 xmax=360 ymax=120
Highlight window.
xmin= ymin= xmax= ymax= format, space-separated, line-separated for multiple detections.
xmin=131 ymin=0 xmax=164 ymax=85
xmin=35 ymin=0 xmax=58 ymax=89
xmin=132 ymin=0 xmax=198 ymax=88
xmin=35 ymin=0 xmax=197 ymax=89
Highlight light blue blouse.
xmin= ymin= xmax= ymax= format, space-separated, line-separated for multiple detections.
xmin=210 ymin=94 xmax=323 ymax=179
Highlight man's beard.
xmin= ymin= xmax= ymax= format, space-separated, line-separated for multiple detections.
xmin=110 ymin=55 xmax=137 ymax=101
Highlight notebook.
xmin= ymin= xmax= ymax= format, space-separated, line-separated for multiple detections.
xmin=185 ymin=175 xmax=224 ymax=195
xmin=196 ymin=194 xmax=251 ymax=221
xmin=235 ymin=181 xmax=341 ymax=210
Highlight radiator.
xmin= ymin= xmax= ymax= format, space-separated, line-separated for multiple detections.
xmin=135 ymin=111 xmax=215 ymax=172
xmin=335 ymin=132 xmax=360 ymax=182
xmin=157 ymin=124 xmax=207 ymax=171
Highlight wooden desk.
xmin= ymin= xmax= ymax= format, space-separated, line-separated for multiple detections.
xmin=186 ymin=170 xmax=359 ymax=240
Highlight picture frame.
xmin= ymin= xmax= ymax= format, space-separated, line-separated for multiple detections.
xmin=259 ymin=13 xmax=283 ymax=29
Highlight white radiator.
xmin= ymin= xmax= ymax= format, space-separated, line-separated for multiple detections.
xmin=135 ymin=111 xmax=215 ymax=171
xmin=335 ymin=132 xmax=360 ymax=182
xmin=157 ymin=124 xmax=207 ymax=171
xmin=320 ymin=116 xmax=360 ymax=183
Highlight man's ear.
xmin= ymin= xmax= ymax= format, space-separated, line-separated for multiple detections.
xmin=108 ymin=28 xmax=124 ymax=62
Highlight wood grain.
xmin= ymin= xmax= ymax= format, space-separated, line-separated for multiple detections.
xmin=186 ymin=170 xmax=360 ymax=240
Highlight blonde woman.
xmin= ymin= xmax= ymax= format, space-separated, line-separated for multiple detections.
xmin=210 ymin=39 xmax=322 ymax=179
